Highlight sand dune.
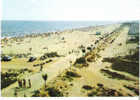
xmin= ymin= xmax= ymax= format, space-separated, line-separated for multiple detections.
xmin=1 ymin=23 xmax=139 ymax=97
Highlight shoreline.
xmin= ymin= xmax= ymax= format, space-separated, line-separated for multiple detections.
xmin=1 ymin=23 xmax=117 ymax=40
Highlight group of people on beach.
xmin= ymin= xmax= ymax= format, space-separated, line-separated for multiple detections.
xmin=18 ymin=78 xmax=32 ymax=88
xmin=14 ymin=78 xmax=32 ymax=97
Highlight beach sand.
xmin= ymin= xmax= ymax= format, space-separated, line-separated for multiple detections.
xmin=1 ymin=23 xmax=139 ymax=97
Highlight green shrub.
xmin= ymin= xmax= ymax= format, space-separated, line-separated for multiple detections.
xmin=40 ymin=52 xmax=60 ymax=60
xmin=82 ymin=85 xmax=93 ymax=90
xmin=45 ymin=87 xmax=63 ymax=97
xmin=32 ymin=90 xmax=40 ymax=97
xmin=74 ymin=57 xmax=86 ymax=64
xmin=66 ymin=71 xmax=81 ymax=78
xmin=1 ymin=72 xmax=19 ymax=89
xmin=100 ymin=69 xmax=134 ymax=81
xmin=44 ymin=52 xmax=60 ymax=58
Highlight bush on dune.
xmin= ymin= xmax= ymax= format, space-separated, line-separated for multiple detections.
xmin=32 ymin=87 xmax=63 ymax=97
xmin=74 ymin=57 xmax=86 ymax=64
xmin=66 ymin=71 xmax=81 ymax=78
xmin=40 ymin=52 xmax=60 ymax=60
xmin=32 ymin=90 xmax=40 ymax=97
xmin=45 ymin=87 xmax=63 ymax=97
xmin=44 ymin=52 xmax=60 ymax=58
xmin=100 ymin=69 xmax=135 ymax=81
xmin=102 ymin=54 xmax=139 ymax=77
xmin=87 ymin=86 xmax=123 ymax=97
xmin=1 ymin=72 xmax=19 ymax=89
xmin=74 ymin=57 xmax=88 ymax=68
xmin=124 ymin=49 xmax=139 ymax=61
xmin=82 ymin=85 xmax=93 ymax=90
xmin=62 ymin=70 xmax=81 ymax=82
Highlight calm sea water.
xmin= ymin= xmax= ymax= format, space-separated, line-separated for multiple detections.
xmin=1 ymin=20 xmax=115 ymax=37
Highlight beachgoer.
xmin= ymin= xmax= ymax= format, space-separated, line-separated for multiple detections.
xmin=40 ymin=65 xmax=43 ymax=71
xmin=18 ymin=79 xmax=22 ymax=87
xmin=28 ymin=79 xmax=32 ymax=88
xmin=23 ymin=79 xmax=26 ymax=88
xmin=14 ymin=90 xmax=17 ymax=97
xmin=29 ymin=47 xmax=32 ymax=52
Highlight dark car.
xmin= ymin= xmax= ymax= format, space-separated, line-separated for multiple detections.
xmin=28 ymin=57 xmax=36 ymax=62
xmin=1 ymin=56 xmax=12 ymax=61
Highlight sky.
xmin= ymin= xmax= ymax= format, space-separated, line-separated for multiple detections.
xmin=2 ymin=0 xmax=140 ymax=21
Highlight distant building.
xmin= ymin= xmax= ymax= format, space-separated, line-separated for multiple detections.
xmin=128 ymin=22 xmax=139 ymax=35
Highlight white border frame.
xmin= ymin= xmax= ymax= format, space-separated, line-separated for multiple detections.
xmin=0 ymin=0 xmax=139 ymax=100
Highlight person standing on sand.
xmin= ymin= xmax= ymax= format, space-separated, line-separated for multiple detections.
xmin=40 ymin=65 xmax=43 ymax=72
xmin=28 ymin=79 xmax=32 ymax=88
xmin=23 ymin=79 xmax=26 ymax=88
xmin=17 ymin=74 xmax=24 ymax=88
xmin=18 ymin=79 xmax=22 ymax=88
xmin=29 ymin=47 xmax=32 ymax=52
xmin=14 ymin=90 xmax=17 ymax=97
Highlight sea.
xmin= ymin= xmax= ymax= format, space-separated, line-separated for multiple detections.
xmin=1 ymin=20 xmax=117 ymax=37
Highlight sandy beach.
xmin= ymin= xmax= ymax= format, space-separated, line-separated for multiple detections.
xmin=1 ymin=22 xmax=139 ymax=97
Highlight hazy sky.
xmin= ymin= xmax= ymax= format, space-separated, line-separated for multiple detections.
xmin=2 ymin=0 xmax=140 ymax=20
